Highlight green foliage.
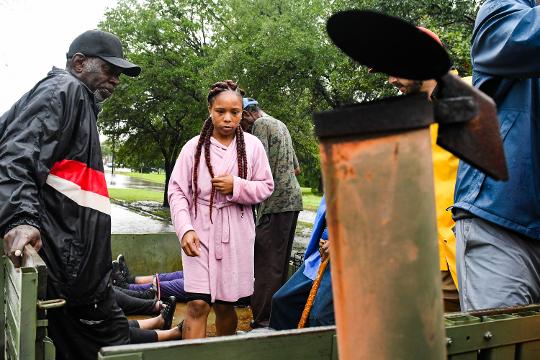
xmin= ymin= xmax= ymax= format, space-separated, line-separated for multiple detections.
xmin=98 ymin=0 xmax=478 ymax=194
xmin=115 ymin=136 xmax=164 ymax=172
xmin=101 ymin=140 xmax=113 ymax=158
xmin=205 ymin=0 xmax=478 ymax=188
xmin=207 ymin=0 xmax=389 ymax=188
xmin=98 ymin=0 xmax=223 ymax=205
xmin=374 ymin=0 xmax=478 ymax=76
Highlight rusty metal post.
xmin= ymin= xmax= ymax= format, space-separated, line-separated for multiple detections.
xmin=314 ymin=94 xmax=446 ymax=359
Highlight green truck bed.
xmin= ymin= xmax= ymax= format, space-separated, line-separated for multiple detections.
xmin=3 ymin=233 xmax=540 ymax=360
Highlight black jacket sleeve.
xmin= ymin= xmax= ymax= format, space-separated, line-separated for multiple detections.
xmin=0 ymin=73 xmax=81 ymax=236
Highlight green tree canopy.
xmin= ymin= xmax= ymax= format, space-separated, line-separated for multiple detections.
xmin=98 ymin=0 xmax=479 ymax=204
xmin=207 ymin=0 xmax=478 ymax=189
xmin=99 ymin=0 xmax=221 ymax=205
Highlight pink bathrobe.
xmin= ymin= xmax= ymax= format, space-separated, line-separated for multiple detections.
xmin=168 ymin=133 xmax=274 ymax=302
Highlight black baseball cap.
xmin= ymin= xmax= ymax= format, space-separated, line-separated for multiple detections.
xmin=67 ymin=30 xmax=141 ymax=77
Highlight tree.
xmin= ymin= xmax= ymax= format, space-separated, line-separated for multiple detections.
xmin=115 ymin=136 xmax=165 ymax=172
xmin=98 ymin=0 xmax=220 ymax=206
xmin=206 ymin=0 xmax=375 ymax=189
xmin=357 ymin=0 xmax=479 ymax=75
xmin=98 ymin=0 xmax=479 ymax=198
xmin=100 ymin=140 xmax=113 ymax=159
xmin=207 ymin=0 xmax=478 ymax=189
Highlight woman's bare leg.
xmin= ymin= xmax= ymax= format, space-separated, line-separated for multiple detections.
xmin=182 ymin=300 xmax=211 ymax=339
xmin=213 ymin=303 xmax=237 ymax=336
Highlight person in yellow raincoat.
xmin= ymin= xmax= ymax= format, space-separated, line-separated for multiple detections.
xmin=430 ymin=123 xmax=460 ymax=312
xmin=386 ymin=27 xmax=461 ymax=312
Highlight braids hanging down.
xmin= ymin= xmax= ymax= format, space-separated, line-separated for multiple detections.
xmin=192 ymin=117 xmax=213 ymax=220
xmin=192 ymin=80 xmax=248 ymax=223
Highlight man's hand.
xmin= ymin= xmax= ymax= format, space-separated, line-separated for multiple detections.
xmin=181 ymin=230 xmax=201 ymax=257
xmin=294 ymin=166 xmax=301 ymax=176
xmin=211 ymin=175 xmax=234 ymax=195
xmin=3 ymin=225 xmax=42 ymax=267
xmin=319 ymin=239 xmax=330 ymax=261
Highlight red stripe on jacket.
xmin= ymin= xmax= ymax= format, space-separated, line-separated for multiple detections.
xmin=49 ymin=159 xmax=109 ymax=198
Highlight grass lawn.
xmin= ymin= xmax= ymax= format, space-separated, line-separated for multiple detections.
xmin=117 ymin=171 xmax=165 ymax=185
xmin=109 ymin=188 xmax=164 ymax=203
xmin=301 ymin=187 xmax=323 ymax=211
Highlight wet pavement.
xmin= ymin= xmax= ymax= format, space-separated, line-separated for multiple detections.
xmin=111 ymin=204 xmax=174 ymax=233
xmin=298 ymin=209 xmax=316 ymax=224
xmin=292 ymin=226 xmax=311 ymax=254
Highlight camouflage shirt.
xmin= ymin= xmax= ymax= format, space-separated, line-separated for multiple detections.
xmin=251 ymin=115 xmax=303 ymax=223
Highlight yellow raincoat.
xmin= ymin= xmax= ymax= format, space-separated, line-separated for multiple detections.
xmin=431 ymin=124 xmax=459 ymax=287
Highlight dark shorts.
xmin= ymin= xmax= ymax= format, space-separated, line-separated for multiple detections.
xmin=185 ymin=292 xmax=251 ymax=306
xmin=128 ymin=320 xmax=158 ymax=343
xmin=441 ymin=270 xmax=460 ymax=312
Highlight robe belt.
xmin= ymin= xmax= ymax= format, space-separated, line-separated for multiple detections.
xmin=196 ymin=198 xmax=235 ymax=260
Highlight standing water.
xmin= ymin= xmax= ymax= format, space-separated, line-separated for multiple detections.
xmin=111 ymin=204 xmax=174 ymax=233
xmin=106 ymin=171 xmax=313 ymax=250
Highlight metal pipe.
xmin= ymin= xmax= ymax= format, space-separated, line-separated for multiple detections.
xmin=315 ymin=97 xmax=446 ymax=359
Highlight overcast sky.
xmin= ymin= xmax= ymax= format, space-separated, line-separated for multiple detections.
xmin=0 ymin=0 xmax=118 ymax=113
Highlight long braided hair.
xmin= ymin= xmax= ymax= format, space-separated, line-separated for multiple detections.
xmin=192 ymin=80 xmax=248 ymax=223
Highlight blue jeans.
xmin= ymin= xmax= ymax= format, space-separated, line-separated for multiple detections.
xmin=269 ymin=263 xmax=334 ymax=330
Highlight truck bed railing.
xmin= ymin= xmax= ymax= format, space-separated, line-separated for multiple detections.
xmin=1 ymin=245 xmax=57 ymax=360
xmin=98 ymin=306 xmax=540 ymax=360
xmin=3 ymin=234 xmax=540 ymax=359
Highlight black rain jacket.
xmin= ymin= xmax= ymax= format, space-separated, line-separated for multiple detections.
xmin=0 ymin=68 xmax=112 ymax=306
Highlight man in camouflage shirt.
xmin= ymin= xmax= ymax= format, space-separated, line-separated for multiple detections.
xmin=241 ymin=98 xmax=303 ymax=328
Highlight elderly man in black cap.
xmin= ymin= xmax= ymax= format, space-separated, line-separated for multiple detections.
xmin=0 ymin=30 xmax=141 ymax=359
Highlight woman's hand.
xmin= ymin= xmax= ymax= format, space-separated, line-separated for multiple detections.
xmin=211 ymin=174 xmax=234 ymax=195
xmin=182 ymin=230 xmax=201 ymax=257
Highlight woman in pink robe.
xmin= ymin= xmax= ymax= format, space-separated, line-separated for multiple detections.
xmin=168 ymin=80 xmax=273 ymax=338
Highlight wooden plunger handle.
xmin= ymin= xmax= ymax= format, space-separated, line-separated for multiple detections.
xmin=297 ymin=257 xmax=330 ymax=329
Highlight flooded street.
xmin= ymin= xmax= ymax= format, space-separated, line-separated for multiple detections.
xmin=292 ymin=226 xmax=311 ymax=254
xmin=106 ymin=172 xmax=164 ymax=191
xmin=107 ymin=170 xmax=314 ymax=251
xmin=111 ymin=202 xmax=313 ymax=252
xmin=298 ymin=209 xmax=316 ymax=223
xmin=111 ymin=204 xmax=174 ymax=233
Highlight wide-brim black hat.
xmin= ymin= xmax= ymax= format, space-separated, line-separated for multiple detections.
xmin=326 ymin=10 xmax=451 ymax=80
xmin=67 ymin=30 xmax=141 ymax=77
